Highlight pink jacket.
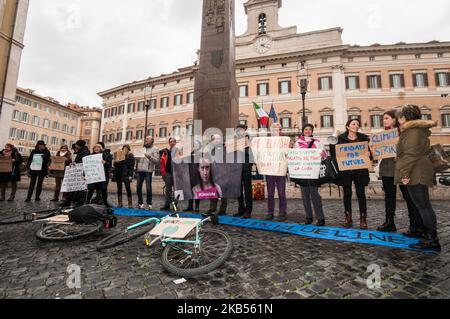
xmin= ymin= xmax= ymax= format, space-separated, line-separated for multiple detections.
xmin=296 ymin=135 xmax=328 ymax=158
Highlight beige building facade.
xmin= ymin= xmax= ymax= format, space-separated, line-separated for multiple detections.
xmin=0 ymin=0 xmax=29 ymax=146
xmin=99 ymin=0 xmax=450 ymax=153
xmin=8 ymin=87 xmax=100 ymax=155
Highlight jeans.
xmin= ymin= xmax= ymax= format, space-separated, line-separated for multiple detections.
xmin=301 ymin=186 xmax=325 ymax=221
xmin=342 ymin=175 xmax=367 ymax=214
xmin=400 ymin=185 xmax=425 ymax=232
xmin=136 ymin=172 xmax=153 ymax=205
xmin=266 ymin=175 xmax=287 ymax=215
xmin=407 ymin=185 xmax=438 ymax=238
xmin=27 ymin=174 xmax=45 ymax=200
xmin=117 ymin=176 xmax=132 ymax=198
xmin=238 ymin=169 xmax=253 ymax=215
xmin=382 ymin=177 xmax=397 ymax=217
xmin=164 ymin=173 xmax=174 ymax=206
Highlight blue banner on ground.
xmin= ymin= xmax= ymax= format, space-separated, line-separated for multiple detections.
xmin=113 ymin=208 xmax=432 ymax=254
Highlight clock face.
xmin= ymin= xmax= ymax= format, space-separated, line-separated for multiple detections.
xmin=254 ymin=36 xmax=272 ymax=54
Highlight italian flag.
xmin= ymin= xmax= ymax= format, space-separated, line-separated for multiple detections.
xmin=252 ymin=102 xmax=269 ymax=127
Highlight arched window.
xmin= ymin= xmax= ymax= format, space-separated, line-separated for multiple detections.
xmin=258 ymin=13 xmax=267 ymax=34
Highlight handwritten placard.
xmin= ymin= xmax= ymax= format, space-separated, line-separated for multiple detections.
xmin=287 ymin=149 xmax=322 ymax=179
xmin=49 ymin=156 xmax=66 ymax=171
xmin=251 ymin=137 xmax=291 ymax=176
xmin=30 ymin=154 xmax=44 ymax=171
xmin=336 ymin=142 xmax=371 ymax=171
xmin=0 ymin=156 xmax=12 ymax=173
xmin=134 ymin=147 xmax=146 ymax=159
xmin=83 ymin=154 xmax=106 ymax=184
xmin=369 ymin=129 xmax=399 ymax=160
xmin=61 ymin=164 xmax=87 ymax=192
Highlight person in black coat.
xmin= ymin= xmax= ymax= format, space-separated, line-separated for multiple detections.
xmin=86 ymin=144 xmax=110 ymax=207
xmin=25 ymin=140 xmax=51 ymax=202
xmin=0 ymin=143 xmax=24 ymax=202
xmin=113 ymin=144 xmax=135 ymax=208
xmin=330 ymin=119 xmax=371 ymax=230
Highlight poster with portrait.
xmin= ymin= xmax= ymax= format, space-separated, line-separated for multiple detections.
xmin=172 ymin=154 xmax=242 ymax=201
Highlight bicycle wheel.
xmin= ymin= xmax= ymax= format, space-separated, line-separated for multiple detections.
xmin=161 ymin=228 xmax=233 ymax=278
xmin=96 ymin=221 xmax=157 ymax=251
xmin=36 ymin=223 xmax=101 ymax=242
xmin=0 ymin=208 xmax=63 ymax=226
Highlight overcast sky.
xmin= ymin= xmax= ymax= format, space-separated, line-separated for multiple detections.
xmin=17 ymin=0 xmax=450 ymax=107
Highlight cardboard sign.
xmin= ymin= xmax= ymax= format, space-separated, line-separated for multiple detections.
xmin=287 ymin=149 xmax=322 ymax=179
xmin=251 ymin=137 xmax=291 ymax=176
xmin=61 ymin=164 xmax=87 ymax=192
xmin=83 ymin=154 xmax=106 ymax=184
xmin=134 ymin=147 xmax=146 ymax=159
xmin=335 ymin=142 xmax=371 ymax=171
xmin=30 ymin=154 xmax=43 ymax=171
xmin=0 ymin=156 xmax=13 ymax=173
xmin=114 ymin=150 xmax=125 ymax=161
xmin=369 ymin=129 xmax=399 ymax=160
xmin=49 ymin=156 xmax=66 ymax=171
xmin=149 ymin=217 xmax=200 ymax=239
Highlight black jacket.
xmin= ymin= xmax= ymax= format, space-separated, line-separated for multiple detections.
xmin=74 ymin=147 xmax=90 ymax=164
xmin=330 ymin=132 xmax=371 ymax=187
xmin=28 ymin=148 xmax=51 ymax=176
xmin=0 ymin=148 xmax=23 ymax=182
xmin=114 ymin=153 xmax=135 ymax=180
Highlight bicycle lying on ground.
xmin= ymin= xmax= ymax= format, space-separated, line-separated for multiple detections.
xmin=0 ymin=207 xmax=72 ymax=226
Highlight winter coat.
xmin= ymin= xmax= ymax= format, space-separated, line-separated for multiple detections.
xmin=114 ymin=153 xmax=135 ymax=180
xmin=394 ymin=120 xmax=436 ymax=187
xmin=28 ymin=148 xmax=51 ymax=176
xmin=0 ymin=148 xmax=24 ymax=182
xmin=330 ymin=131 xmax=371 ymax=187
xmin=74 ymin=147 xmax=90 ymax=164
xmin=103 ymin=149 xmax=113 ymax=178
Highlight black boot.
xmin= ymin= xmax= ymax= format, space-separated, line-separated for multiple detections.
xmin=377 ymin=216 xmax=397 ymax=232
xmin=410 ymin=235 xmax=441 ymax=252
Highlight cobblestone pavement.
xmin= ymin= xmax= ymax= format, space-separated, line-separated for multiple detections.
xmin=0 ymin=190 xmax=449 ymax=299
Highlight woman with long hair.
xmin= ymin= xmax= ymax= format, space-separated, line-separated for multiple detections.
xmin=0 ymin=143 xmax=23 ymax=202
xmin=192 ymin=157 xmax=222 ymax=200
xmin=330 ymin=119 xmax=371 ymax=229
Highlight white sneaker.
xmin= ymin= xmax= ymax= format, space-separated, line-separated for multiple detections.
xmin=148 ymin=205 xmax=153 ymax=210
xmin=139 ymin=204 xmax=145 ymax=209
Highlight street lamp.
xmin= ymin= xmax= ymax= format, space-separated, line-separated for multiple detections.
xmin=297 ymin=61 xmax=309 ymax=127
xmin=144 ymin=84 xmax=154 ymax=140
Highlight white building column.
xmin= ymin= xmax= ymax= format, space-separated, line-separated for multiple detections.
xmin=331 ymin=65 xmax=347 ymax=133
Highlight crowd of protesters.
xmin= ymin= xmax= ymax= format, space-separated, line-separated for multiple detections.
xmin=0 ymin=104 xmax=442 ymax=251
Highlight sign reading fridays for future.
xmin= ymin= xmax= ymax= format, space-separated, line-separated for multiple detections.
xmin=336 ymin=142 xmax=371 ymax=171
xmin=369 ymin=129 xmax=399 ymax=160
xmin=251 ymin=137 xmax=291 ymax=176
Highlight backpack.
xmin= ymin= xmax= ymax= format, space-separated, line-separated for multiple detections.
xmin=68 ymin=205 xmax=117 ymax=229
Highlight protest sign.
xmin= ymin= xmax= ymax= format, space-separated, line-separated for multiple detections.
xmin=335 ymin=142 xmax=371 ymax=171
xmin=114 ymin=150 xmax=125 ymax=161
xmin=134 ymin=147 xmax=146 ymax=159
xmin=287 ymin=149 xmax=322 ymax=179
xmin=30 ymin=154 xmax=43 ymax=171
xmin=369 ymin=129 xmax=399 ymax=160
xmin=83 ymin=154 xmax=106 ymax=184
xmin=251 ymin=137 xmax=290 ymax=176
xmin=49 ymin=156 xmax=66 ymax=171
xmin=0 ymin=156 xmax=12 ymax=173
xmin=61 ymin=164 xmax=87 ymax=192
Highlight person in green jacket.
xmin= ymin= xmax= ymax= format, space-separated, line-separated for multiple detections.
xmin=394 ymin=104 xmax=440 ymax=252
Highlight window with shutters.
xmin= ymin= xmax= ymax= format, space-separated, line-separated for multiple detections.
xmin=159 ymin=127 xmax=167 ymax=138
xmin=104 ymin=109 xmax=110 ymax=118
xmin=422 ymin=114 xmax=432 ymax=121
xmin=136 ymin=130 xmax=143 ymax=140
xmin=436 ymin=72 xmax=450 ymax=87
xmin=174 ymin=94 xmax=183 ymax=106
xmin=147 ymin=128 xmax=155 ymax=138
xmin=21 ymin=112 xmax=29 ymax=123
xmin=346 ymin=76 xmax=360 ymax=90
xmin=51 ymin=137 xmax=58 ymax=146
xmin=367 ymin=75 xmax=382 ymax=89
xmin=62 ymin=124 xmax=68 ymax=132
xmin=126 ymin=131 xmax=133 ymax=141
xmin=9 ymin=128 xmax=17 ymax=138
xmin=281 ymin=118 xmax=291 ymax=129
xmin=279 ymin=81 xmax=291 ymax=94
xmin=187 ymin=93 xmax=194 ymax=104
xmin=239 ymin=85 xmax=248 ymax=98
xmin=109 ymin=134 xmax=115 ymax=143
xmin=138 ymin=101 xmax=145 ymax=112
xmin=161 ymin=97 xmax=169 ymax=109
xmin=442 ymin=114 xmax=450 ymax=128
xmin=348 ymin=115 xmax=361 ymax=123
xmin=44 ymin=119 xmax=50 ymax=129
xmin=413 ymin=73 xmax=429 ymax=88
xmin=321 ymin=115 xmax=334 ymax=128
xmin=319 ymin=77 xmax=332 ymax=91
xmin=12 ymin=110 xmax=21 ymax=121
xmin=390 ymin=74 xmax=405 ymax=89
xmin=118 ymin=105 xmax=124 ymax=114
xmin=257 ymin=83 xmax=269 ymax=96
xmin=371 ymin=115 xmax=383 ymax=128
xmin=127 ymin=103 xmax=135 ymax=113
xmin=71 ymin=127 xmax=77 ymax=135
xmin=149 ymin=99 xmax=157 ymax=110
xmin=41 ymin=135 xmax=49 ymax=144
xmin=173 ymin=126 xmax=181 ymax=137
xmin=30 ymin=132 xmax=37 ymax=142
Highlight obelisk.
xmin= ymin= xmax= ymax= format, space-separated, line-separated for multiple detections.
xmin=194 ymin=0 xmax=239 ymax=135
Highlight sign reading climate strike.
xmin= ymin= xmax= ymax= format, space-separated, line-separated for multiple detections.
xmin=287 ymin=149 xmax=322 ymax=179
xmin=336 ymin=142 xmax=371 ymax=171
xmin=251 ymin=137 xmax=291 ymax=176
xmin=369 ymin=129 xmax=399 ymax=160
